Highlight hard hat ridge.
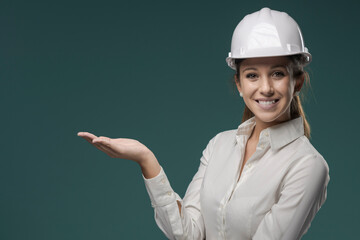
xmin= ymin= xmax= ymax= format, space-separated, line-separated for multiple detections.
xmin=226 ymin=7 xmax=312 ymax=70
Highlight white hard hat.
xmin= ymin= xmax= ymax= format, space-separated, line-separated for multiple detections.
xmin=226 ymin=7 xmax=312 ymax=70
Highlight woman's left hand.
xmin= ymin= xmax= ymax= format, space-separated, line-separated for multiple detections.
xmin=77 ymin=131 xmax=155 ymax=165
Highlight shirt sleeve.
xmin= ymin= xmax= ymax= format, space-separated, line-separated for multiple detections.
xmin=252 ymin=154 xmax=330 ymax=240
xmin=142 ymin=134 xmax=218 ymax=240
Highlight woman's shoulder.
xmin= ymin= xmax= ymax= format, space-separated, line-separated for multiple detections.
xmin=289 ymin=136 xmax=330 ymax=175
xmin=211 ymin=128 xmax=238 ymax=145
xmin=216 ymin=128 xmax=238 ymax=138
xmin=201 ymin=129 xmax=239 ymax=155
xmin=297 ymin=136 xmax=325 ymax=159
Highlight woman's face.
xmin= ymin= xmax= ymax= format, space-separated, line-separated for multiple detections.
xmin=236 ymin=56 xmax=303 ymax=127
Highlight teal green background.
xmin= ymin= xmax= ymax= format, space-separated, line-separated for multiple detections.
xmin=2 ymin=0 xmax=359 ymax=239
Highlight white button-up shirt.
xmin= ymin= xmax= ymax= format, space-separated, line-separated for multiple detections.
xmin=142 ymin=116 xmax=330 ymax=240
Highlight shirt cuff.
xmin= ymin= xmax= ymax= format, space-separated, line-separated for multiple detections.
xmin=142 ymin=166 xmax=176 ymax=208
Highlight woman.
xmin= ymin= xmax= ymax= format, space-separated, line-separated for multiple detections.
xmin=78 ymin=7 xmax=330 ymax=240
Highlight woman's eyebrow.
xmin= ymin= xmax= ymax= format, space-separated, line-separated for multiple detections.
xmin=242 ymin=67 xmax=257 ymax=73
xmin=242 ymin=65 xmax=287 ymax=73
xmin=270 ymin=64 xmax=287 ymax=69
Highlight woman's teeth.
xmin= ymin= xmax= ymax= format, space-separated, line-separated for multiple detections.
xmin=258 ymin=100 xmax=276 ymax=105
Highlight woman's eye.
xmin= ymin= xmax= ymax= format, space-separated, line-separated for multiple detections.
xmin=273 ymin=71 xmax=285 ymax=78
xmin=246 ymin=73 xmax=257 ymax=79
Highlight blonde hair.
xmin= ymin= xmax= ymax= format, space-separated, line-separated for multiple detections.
xmin=233 ymin=54 xmax=311 ymax=138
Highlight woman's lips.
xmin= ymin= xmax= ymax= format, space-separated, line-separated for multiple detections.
xmin=255 ymin=99 xmax=280 ymax=110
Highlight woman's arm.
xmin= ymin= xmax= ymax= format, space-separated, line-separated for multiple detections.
xmin=78 ymin=131 xmax=218 ymax=240
xmin=141 ymin=134 xmax=218 ymax=240
xmin=252 ymin=154 xmax=330 ymax=240
xmin=139 ymin=151 xmax=162 ymax=179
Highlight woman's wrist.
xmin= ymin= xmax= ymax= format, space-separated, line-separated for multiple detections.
xmin=139 ymin=151 xmax=161 ymax=179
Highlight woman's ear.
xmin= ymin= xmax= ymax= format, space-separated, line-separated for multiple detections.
xmin=294 ymin=73 xmax=305 ymax=92
xmin=235 ymin=74 xmax=242 ymax=93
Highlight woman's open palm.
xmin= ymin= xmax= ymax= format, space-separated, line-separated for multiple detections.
xmin=77 ymin=132 xmax=152 ymax=163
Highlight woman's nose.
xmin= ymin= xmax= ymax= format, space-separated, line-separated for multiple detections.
xmin=259 ymin=77 xmax=274 ymax=95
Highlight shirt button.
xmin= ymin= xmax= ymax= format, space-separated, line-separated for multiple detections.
xmin=167 ymin=191 xmax=172 ymax=196
xmin=161 ymin=178 xmax=166 ymax=184
xmin=259 ymin=143 xmax=264 ymax=148
xmin=264 ymin=131 xmax=269 ymax=137
xmin=247 ymin=163 xmax=252 ymax=168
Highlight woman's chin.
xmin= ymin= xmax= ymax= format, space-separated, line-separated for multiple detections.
xmin=254 ymin=112 xmax=289 ymax=125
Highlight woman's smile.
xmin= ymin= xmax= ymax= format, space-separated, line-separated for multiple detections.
xmin=255 ymin=98 xmax=280 ymax=110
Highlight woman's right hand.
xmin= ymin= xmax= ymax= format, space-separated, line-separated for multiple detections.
xmin=77 ymin=131 xmax=155 ymax=165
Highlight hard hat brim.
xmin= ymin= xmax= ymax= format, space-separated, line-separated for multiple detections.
xmin=226 ymin=52 xmax=312 ymax=71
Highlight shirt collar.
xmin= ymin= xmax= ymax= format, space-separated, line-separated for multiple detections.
xmin=235 ymin=116 xmax=304 ymax=150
